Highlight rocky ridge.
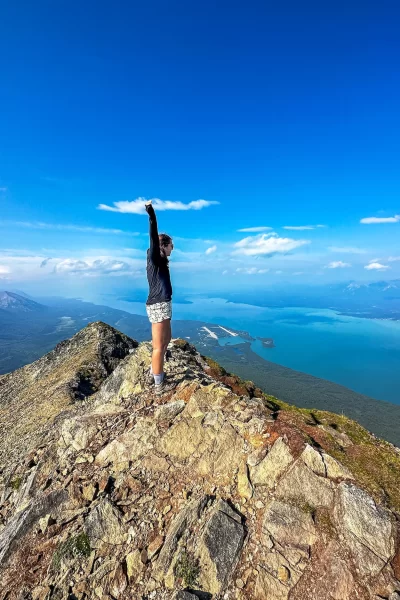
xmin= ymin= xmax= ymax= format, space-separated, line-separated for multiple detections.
xmin=0 ymin=322 xmax=399 ymax=600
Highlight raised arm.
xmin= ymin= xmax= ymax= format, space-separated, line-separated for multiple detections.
xmin=145 ymin=201 xmax=160 ymax=261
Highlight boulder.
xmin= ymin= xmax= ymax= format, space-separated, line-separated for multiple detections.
xmin=300 ymin=444 xmax=326 ymax=476
xmin=322 ymin=453 xmax=354 ymax=480
xmin=0 ymin=489 xmax=69 ymax=567
xmin=95 ymin=418 xmax=158 ymax=471
xmin=154 ymin=400 xmax=186 ymax=421
xmin=197 ymin=500 xmax=245 ymax=594
xmin=85 ymin=499 xmax=126 ymax=548
xmin=333 ymin=482 xmax=395 ymax=576
xmin=254 ymin=567 xmax=289 ymax=600
xmin=263 ymin=499 xmax=317 ymax=550
xmin=249 ymin=438 xmax=293 ymax=488
xmin=126 ymin=549 xmax=145 ymax=583
xmin=275 ymin=460 xmax=335 ymax=508
xmin=154 ymin=497 xmax=208 ymax=581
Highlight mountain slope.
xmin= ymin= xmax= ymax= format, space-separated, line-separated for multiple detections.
xmin=0 ymin=324 xmax=399 ymax=599
xmin=0 ymin=291 xmax=46 ymax=312
xmin=0 ymin=321 xmax=137 ymax=470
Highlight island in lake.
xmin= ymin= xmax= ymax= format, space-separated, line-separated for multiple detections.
xmin=257 ymin=336 xmax=275 ymax=348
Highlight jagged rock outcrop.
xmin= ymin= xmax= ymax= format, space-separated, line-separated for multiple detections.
xmin=0 ymin=323 xmax=399 ymax=600
xmin=0 ymin=321 xmax=136 ymax=471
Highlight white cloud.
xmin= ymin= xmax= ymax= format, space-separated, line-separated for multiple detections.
xmin=293 ymin=271 xmax=304 ymax=275
xmin=232 ymin=233 xmax=310 ymax=257
xmin=54 ymin=258 xmax=139 ymax=277
xmin=237 ymin=226 xmax=273 ymax=232
xmin=236 ymin=267 xmax=269 ymax=275
xmin=98 ymin=197 xmax=219 ymax=214
xmin=0 ymin=187 xmax=7 ymax=193
xmin=205 ymin=245 xmax=217 ymax=255
xmin=0 ymin=220 xmax=138 ymax=235
xmin=222 ymin=270 xmax=228 ymax=275
xmin=328 ymin=246 xmax=368 ymax=254
xmin=275 ymin=270 xmax=283 ymax=274
xmin=388 ymin=256 xmax=400 ymax=262
xmin=364 ymin=262 xmax=391 ymax=271
xmin=360 ymin=214 xmax=400 ymax=224
xmin=283 ymin=225 xmax=325 ymax=230
xmin=0 ymin=265 xmax=10 ymax=274
xmin=326 ymin=261 xmax=352 ymax=269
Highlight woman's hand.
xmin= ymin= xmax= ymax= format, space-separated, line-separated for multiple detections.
xmin=145 ymin=200 xmax=153 ymax=214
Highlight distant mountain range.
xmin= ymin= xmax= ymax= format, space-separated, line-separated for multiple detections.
xmin=225 ymin=279 xmax=400 ymax=320
xmin=0 ymin=291 xmax=47 ymax=312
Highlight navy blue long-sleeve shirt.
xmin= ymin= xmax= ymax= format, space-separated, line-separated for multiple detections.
xmin=146 ymin=205 xmax=173 ymax=305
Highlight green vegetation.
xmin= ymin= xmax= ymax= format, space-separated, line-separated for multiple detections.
xmin=175 ymin=550 xmax=200 ymax=587
xmin=10 ymin=476 xmax=22 ymax=491
xmin=52 ymin=532 xmax=91 ymax=569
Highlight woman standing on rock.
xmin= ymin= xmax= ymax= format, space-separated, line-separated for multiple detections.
xmin=145 ymin=200 xmax=177 ymax=395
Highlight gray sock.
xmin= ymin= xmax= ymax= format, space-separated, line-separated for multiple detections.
xmin=154 ymin=372 xmax=165 ymax=385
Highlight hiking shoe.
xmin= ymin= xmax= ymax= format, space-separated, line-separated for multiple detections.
xmin=145 ymin=369 xmax=154 ymax=386
xmin=154 ymin=376 xmax=177 ymax=396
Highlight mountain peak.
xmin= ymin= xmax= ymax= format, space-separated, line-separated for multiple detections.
xmin=0 ymin=290 xmax=45 ymax=312
xmin=0 ymin=327 xmax=399 ymax=599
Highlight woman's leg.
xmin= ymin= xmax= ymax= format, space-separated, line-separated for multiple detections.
xmin=151 ymin=321 xmax=167 ymax=376
xmin=162 ymin=318 xmax=172 ymax=357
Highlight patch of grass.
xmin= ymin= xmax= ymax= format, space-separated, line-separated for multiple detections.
xmin=52 ymin=532 xmax=91 ymax=569
xmin=10 ymin=476 xmax=22 ymax=491
xmin=175 ymin=550 xmax=200 ymax=588
xmin=315 ymin=508 xmax=336 ymax=539
xmin=285 ymin=496 xmax=315 ymax=517
xmin=203 ymin=356 xmax=227 ymax=377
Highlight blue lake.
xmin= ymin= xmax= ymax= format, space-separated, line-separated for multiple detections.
xmin=112 ymin=296 xmax=400 ymax=405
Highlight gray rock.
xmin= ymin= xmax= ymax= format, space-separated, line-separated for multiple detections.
xmin=321 ymin=453 xmax=354 ymax=480
xmin=154 ymin=497 xmax=208 ymax=581
xmin=333 ymin=482 xmax=395 ymax=576
xmin=174 ymin=592 xmax=199 ymax=600
xmin=95 ymin=417 xmax=158 ymax=471
xmin=300 ymin=445 xmax=326 ymax=476
xmin=254 ymin=566 xmax=289 ymax=600
xmin=0 ymin=489 xmax=68 ymax=567
xmin=263 ymin=499 xmax=317 ymax=550
xmin=85 ymin=498 xmax=126 ymax=548
xmin=249 ymin=437 xmax=294 ymax=488
xmin=154 ymin=400 xmax=186 ymax=422
xmin=275 ymin=459 xmax=335 ymax=508
xmin=197 ymin=500 xmax=245 ymax=595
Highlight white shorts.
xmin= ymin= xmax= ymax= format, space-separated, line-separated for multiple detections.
xmin=146 ymin=301 xmax=172 ymax=324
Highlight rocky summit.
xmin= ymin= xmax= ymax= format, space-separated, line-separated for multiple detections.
xmin=0 ymin=323 xmax=399 ymax=600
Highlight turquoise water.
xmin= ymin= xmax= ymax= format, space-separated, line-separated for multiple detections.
xmin=174 ymin=298 xmax=400 ymax=405
xmin=112 ymin=296 xmax=400 ymax=405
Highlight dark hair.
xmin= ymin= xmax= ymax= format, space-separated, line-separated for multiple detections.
xmin=159 ymin=233 xmax=173 ymax=260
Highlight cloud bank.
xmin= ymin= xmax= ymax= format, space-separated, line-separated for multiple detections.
xmin=54 ymin=258 xmax=139 ymax=277
xmin=232 ymin=233 xmax=310 ymax=257
xmin=360 ymin=215 xmax=400 ymax=224
xmin=237 ymin=226 xmax=272 ymax=232
xmin=98 ymin=198 xmax=219 ymax=214
xmin=364 ymin=261 xmax=390 ymax=271
xmin=327 ymin=261 xmax=351 ymax=269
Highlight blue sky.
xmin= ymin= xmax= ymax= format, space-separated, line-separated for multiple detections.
xmin=1 ymin=0 xmax=399 ymax=297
